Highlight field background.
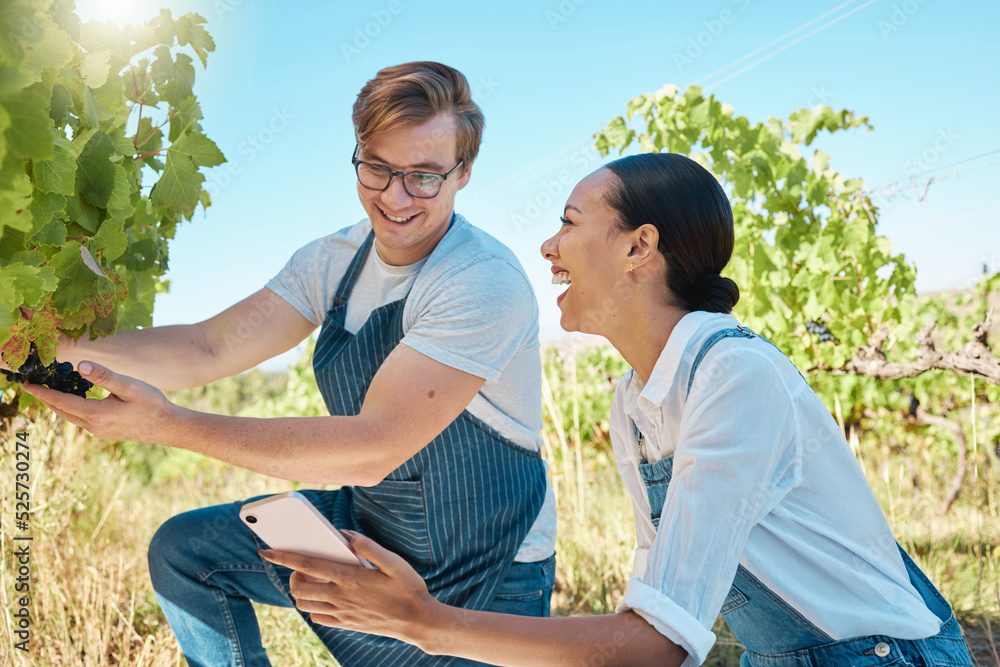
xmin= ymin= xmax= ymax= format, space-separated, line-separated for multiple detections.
xmin=1 ymin=336 xmax=998 ymax=666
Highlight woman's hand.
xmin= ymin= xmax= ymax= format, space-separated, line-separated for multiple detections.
xmin=22 ymin=361 xmax=178 ymax=444
xmin=260 ymin=532 xmax=442 ymax=644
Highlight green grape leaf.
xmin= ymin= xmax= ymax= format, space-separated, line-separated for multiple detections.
xmin=51 ymin=241 xmax=99 ymax=312
xmin=168 ymin=95 xmax=201 ymax=141
xmin=0 ymin=305 xmax=12 ymax=345
xmin=169 ymin=126 xmax=225 ymax=167
xmin=1 ymin=84 xmax=55 ymax=160
xmin=79 ymin=48 xmax=112 ymax=89
xmin=174 ymin=13 xmax=215 ymax=68
xmin=0 ymin=227 xmax=28 ymax=263
xmin=1 ymin=320 xmax=30 ymax=370
xmin=75 ymin=130 xmax=115 ymax=208
xmin=81 ymin=85 xmax=98 ymax=128
xmin=89 ymin=307 xmax=116 ymax=339
xmin=59 ymin=303 xmax=96 ymax=331
xmin=65 ymin=192 xmax=100 ymax=233
xmin=149 ymin=149 xmax=204 ymax=218
xmin=0 ymin=3 xmax=41 ymax=63
xmin=48 ymin=83 xmax=73 ymax=127
xmin=0 ymin=265 xmax=31 ymax=311
xmin=90 ymin=273 xmax=116 ymax=317
xmin=0 ymin=162 xmax=34 ymax=239
xmin=109 ymin=127 xmax=134 ymax=158
xmin=30 ymin=216 xmax=67 ymax=247
xmin=150 ymin=46 xmax=195 ymax=107
xmin=33 ymin=134 xmax=77 ymax=195
xmin=91 ymin=216 xmax=127 ymax=261
xmin=150 ymin=8 xmax=175 ymax=44
xmin=78 ymin=20 xmax=135 ymax=73
xmin=15 ymin=265 xmax=59 ymax=309
xmin=92 ymin=81 xmax=128 ymax=131
xmin=27 ymin=307 xmax=63 ymax=365
xmin=0 ymin=103 xmax=10 ymax=165
xmin=106 ymin=163 xmax=134 ymax=215
xmin=108 ymin=269 xmax=128 ymax=301
xmin=135 ymin=116 xmax=162 ymax=153
xmin=20 ymin=15 xmax=76 ymax=87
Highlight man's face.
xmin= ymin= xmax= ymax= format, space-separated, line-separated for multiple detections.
xmin=355 ymin=113 xmax=471 ymax=266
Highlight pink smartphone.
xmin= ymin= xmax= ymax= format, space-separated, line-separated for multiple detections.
xmin=240 ymin=491 xmax=373 ymax=569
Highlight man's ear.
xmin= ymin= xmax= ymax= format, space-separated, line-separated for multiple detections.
xmin=627 ymin=224 xmax=660 ymax=269
xmin=456 ymin=160 xmax=474 ymax=190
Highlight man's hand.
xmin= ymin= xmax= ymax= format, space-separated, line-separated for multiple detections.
xmin=260 ymin=532 xmax=442 ymax=643
xmin=22 ymin=361 xmax=178 ymax=444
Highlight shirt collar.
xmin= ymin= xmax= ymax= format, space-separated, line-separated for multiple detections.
xmin=622 ymin=311 xmax=725 ymax=417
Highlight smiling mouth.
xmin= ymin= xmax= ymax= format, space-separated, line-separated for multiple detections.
xmin=379 ymin=206 xmax=416 ymax=224
xmin=551 ymin=271 xmax=571 ymax=285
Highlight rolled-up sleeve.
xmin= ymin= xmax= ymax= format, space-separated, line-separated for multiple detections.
xmin=616 ymin=348 xmax=803 ymax=666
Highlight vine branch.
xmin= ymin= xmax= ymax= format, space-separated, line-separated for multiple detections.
xmin=826 ymin=308 xmax=1000 ymax=385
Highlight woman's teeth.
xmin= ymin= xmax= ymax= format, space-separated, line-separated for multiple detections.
xmin=552 ymin=272 xmax=571 ymax=285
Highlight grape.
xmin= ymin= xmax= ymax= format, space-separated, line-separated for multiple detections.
xmin=1 ymin=343 xmax=93 ymax=398
xmin=805 ymin=320 xmax=838 ymax=344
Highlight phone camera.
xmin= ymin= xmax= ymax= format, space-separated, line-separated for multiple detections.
xmin=245 ymin=515 xmax=257 ymax=524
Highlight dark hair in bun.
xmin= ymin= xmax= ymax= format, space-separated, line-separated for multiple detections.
xmin=603 ymin=153 xmax=740 ymax=313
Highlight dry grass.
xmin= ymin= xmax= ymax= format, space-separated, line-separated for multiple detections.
xmin=0 ymin=358 xmax=997 ymax=665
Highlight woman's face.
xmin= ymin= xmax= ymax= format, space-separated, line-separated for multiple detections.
xmin=540 ymin=168 xmax=633 ymax=335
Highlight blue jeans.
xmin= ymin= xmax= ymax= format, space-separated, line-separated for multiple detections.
xmin=148 ymin=500 xmax=555 ymax=667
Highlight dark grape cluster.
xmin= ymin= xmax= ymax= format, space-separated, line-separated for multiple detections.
xmin=805 ymin=320 xmax=838 ymax=344
xmin=1 ymin=343 xmax=92 ymax=397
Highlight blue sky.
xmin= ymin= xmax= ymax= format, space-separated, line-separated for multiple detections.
xmin=75 ymin=0 xmax=1000 ymax=369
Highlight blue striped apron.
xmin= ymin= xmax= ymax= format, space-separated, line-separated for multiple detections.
xmin=290 ymin=229 xmax=547 ymax=666
xmin=632 ymin=326 xmax=973 ymax=666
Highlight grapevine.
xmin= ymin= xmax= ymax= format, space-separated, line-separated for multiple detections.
xmin=0 ymin=1 xmax=225 ymax=411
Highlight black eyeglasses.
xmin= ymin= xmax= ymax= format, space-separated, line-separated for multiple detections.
xmin=352 ymin=145 xmax=464 ymax=199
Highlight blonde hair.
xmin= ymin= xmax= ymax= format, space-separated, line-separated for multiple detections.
xmin=352 ymin=61 xmax=484 ymax=167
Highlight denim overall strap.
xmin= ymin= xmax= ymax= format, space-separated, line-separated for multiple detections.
xmin=289 ymin=229 xmax=547 ymax=666
xmin=634 ymin=325 xmax=973 ymax=665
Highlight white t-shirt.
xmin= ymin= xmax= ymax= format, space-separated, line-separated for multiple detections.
xmin=265 ymin=214 xmax=556 ymax=562
xmin=613 ymin=311 xmax=941 ymax=666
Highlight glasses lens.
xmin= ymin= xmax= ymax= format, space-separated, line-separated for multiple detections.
xmin=403 ymin=172 xmax=443 ymax=198
xmin=357 ymin=163 xmax=391 ymax=190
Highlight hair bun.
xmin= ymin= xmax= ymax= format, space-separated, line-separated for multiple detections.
xmin=698 ymin=275 xmax=740 ymax=313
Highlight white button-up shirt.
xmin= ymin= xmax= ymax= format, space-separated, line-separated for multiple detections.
xmin=612 ymin=311 xmax=941 ymax=666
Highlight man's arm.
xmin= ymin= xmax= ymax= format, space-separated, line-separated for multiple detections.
xmin=56 ymin=288 xmax=316 ymax=390
xmin=25 ymin=342 xmax=484 ymax=485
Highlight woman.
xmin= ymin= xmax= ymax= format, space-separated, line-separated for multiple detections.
xmin=262 ymin=153 xmax=973 ymax=666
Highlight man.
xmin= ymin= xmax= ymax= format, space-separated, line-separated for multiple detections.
xmin=24 ymin=61 xmax=557 ymax=666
